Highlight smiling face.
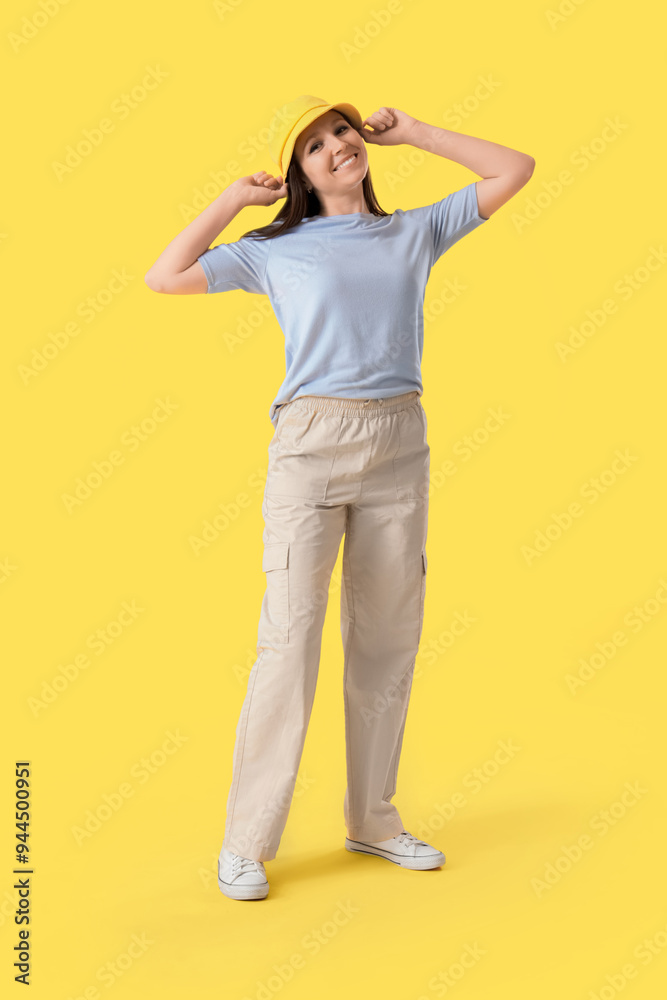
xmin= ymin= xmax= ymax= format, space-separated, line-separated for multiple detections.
xmin=292 ymin=109 xmax=369 ymax=215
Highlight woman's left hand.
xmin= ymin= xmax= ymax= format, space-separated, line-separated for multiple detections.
xmin=359 ymin=107 xmax=420 ymax=146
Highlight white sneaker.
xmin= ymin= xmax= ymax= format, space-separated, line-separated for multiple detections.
xmin=345 ymin=829 xmax=446 ymax=870
xmin=218 ymin=846 xmax=269 ymax=900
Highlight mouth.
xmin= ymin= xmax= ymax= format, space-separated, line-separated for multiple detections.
xmin=333 ymin=152 xmax=359 ymax=172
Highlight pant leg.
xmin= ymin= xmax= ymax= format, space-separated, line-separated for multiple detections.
xmin=222 ymin=416 xmax=347 ymax=863
xmin=340 ymin=400 xmax=430 ymax=842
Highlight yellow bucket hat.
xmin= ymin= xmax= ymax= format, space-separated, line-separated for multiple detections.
xmin=268 ymin=95 xmax=363 ymax=178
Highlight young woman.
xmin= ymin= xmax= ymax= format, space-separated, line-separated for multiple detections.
xmin=146 ymin=96 xmax=535 ymax=901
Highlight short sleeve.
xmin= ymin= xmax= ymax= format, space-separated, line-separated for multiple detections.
xmin=197 ymin=235 xmax=270 ymax=294
xmin=408 ymin=181 xmax=488 ymax=264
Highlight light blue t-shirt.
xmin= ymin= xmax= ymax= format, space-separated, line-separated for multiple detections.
xmin=197 ymin=180 xmax=488 ymax=428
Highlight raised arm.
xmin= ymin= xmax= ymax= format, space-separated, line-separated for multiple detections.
xmin=406 ymin=119 xmax=535 ymax=220
xmin=144 ymin=172 xmax=287 ymax=294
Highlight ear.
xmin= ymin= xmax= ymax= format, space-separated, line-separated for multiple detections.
xmin=292 ymin=163 xmax=308 ymax=186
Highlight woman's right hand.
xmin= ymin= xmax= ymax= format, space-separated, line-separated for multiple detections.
xmin=233 ymin=171 xmax=288 ymax=207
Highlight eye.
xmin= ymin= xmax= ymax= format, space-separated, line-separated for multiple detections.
xmin=309 ymin=124 xmax=349 ymax=153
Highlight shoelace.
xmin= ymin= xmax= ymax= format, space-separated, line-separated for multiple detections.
xmin=394 ymin=831 xmax=428 ymax=848
xmin=231 ymin=854 xmax=266 ymax=879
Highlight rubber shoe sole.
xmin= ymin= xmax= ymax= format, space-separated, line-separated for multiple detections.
xmin=345 ymin=837 xmax=445 ymax=870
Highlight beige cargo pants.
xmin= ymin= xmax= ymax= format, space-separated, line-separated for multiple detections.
xmin=222 ymin=390 xmax=429 ymax=862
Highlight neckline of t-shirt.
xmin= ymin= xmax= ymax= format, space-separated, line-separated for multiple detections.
xmin=310 ymin=212 xmax=374 ymax=219
xmin=313 ymin=212 xmax=373 ymax=218
xmin=300 ymin=211 xmax=384 ymax=223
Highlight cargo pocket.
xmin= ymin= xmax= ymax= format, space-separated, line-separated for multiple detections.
xmin=260 ymin=541 xmax=290 ymax=644
xmin=418 ymin=548 xmax=428 ymax=644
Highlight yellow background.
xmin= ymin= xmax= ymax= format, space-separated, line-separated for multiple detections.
xmin=3 ymin=0 xmax=667 ymax=996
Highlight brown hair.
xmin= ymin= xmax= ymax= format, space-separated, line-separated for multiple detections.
xmin=239 ymin=112 xmax=390 ymax=241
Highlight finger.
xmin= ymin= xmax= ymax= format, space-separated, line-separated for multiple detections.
xmin=362 ymin=114 xmax=392 ymax=131
xmin=365 ymin=108 xmax=393 ymax=123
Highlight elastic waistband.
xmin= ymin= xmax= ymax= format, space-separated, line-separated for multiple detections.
xmin=289 ymin=390 xmax=421 ymax=418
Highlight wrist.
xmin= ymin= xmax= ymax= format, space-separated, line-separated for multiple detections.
xmin=404 ymin=116 xmax=424 ymax=143
xmin=225 ymin=180 xmax=251 ymax=211
xmin=408 ymin=120 xmax=454 ymax=156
